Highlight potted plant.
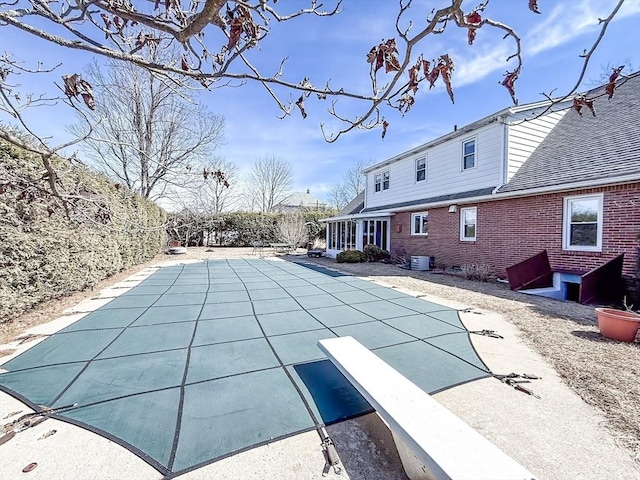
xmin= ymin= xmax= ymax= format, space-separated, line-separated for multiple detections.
xmin=596 ymin=301 xmax=640 ymax=342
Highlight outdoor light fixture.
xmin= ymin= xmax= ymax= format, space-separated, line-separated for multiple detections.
xmin=448 ymin=205 xmax=458 ymax=213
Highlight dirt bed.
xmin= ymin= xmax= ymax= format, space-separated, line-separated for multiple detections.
xmin=1 ymin=246 xmax=638 ymax=463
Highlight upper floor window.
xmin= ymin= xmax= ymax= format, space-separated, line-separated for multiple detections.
xmin=416 ymin=158 xmax=426 ymax=182
xmin=563 ymin=194 xmax=603 ymax=251
xmin=460 ymin=206 xmax=477 ymax=241
xmin=462 ymin=139 xmax=476 ymax=170
xmin=374 ymin=171 xmax=390 ymax=192
xmin=411 ymin=212 xmax=429 ymax=235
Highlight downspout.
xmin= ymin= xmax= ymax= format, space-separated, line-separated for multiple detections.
xmin=492 ymin=116 xmax=509 ymax=195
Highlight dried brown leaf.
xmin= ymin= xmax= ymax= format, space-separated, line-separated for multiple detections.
xmin=438 ymin=54 xmax=455 ymax=104
xmin=465 ymin=11 xmax=482 ymax=45
xmin=573 ymin=95 xmax=596 ymax=117
xmin=228 ymin=17 xmax=243 ymax=49
xmin=605 ymin=65 xmax=624 ymax=99
xmin=295 ymin=96 xmax=307 ymax=119
xmin=501 ymin=69 xmax=519 ymax=105
xmin=528 ymin=0 xmax=541 ymax=14
xmin=381 ymin=119 xmax=389 ymax=139
xmin=61 ymin=74 xmax=96 ymax=110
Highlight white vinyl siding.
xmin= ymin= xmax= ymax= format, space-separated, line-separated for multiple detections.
xmin=460 ymin=207 xmax=477 ymax=241
xmin=563 ymin=194 xmax=603 ymax=252
xmin=507 ymin=109 xmax=567 ymax=181
xmin=365 ymin=123 xmax=503 ymax=210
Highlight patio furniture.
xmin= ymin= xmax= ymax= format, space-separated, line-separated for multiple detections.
xmin=167 ymin=239 xmax=187 ymax=255
xmin=269 ymin=242 xmax=292 ymax=253
xmin=252 ymin=241 xmax=264 ymax=256
xmin=307 ymin=248 xmax=325 ymax=258
xmin=318 ymin=336 xmax=536 ymax=480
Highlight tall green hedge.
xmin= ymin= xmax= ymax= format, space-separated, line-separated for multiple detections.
xmin=168 ymin=209 xmax=334 ymax=247
xmin=0 ymin=141 xmax=166 ymax=323
xmin=218 ymin=212 xmax=281 ymax=246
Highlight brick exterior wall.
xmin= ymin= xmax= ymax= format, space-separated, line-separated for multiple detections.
xmin=390 ymin=182 xmax=640 ymax=279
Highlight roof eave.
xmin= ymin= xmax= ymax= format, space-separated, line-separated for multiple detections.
xmin=319 ymin=211 xmax=395 ymax=222
xmin=354 ymin=174 xmax=640 ymax=215
xmin=496 ymin=173 xmax=640 ymax=199
xmin=362 ymin=99 xmax=572 ymax=174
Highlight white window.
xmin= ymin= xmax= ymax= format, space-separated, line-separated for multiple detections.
xmin=374 ymin=174 xmax=381 ymax=192
xmin=462 ymin=138 xmax=476 ymax=170
xmin=411 ymin=212 xmax=429 ymax=235
xmin=563 ymin=194 xmax=603 ymax=251
xmin=416 ymin=158 xmax=426 ymax=182
xmin=382 ymin=171 xmax=390 ymax=190
xmin=460 ymin=207 xmax=477 ymax=241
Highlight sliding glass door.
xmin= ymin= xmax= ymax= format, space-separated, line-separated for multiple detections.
xmin=362 ymin=219 xmax=388 ymax=250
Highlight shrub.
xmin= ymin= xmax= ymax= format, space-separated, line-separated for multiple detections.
xmin=390 ymin=246 xmax=408 ymax=265
xmin=363 ymin=244 xmax=391 ymax=262
xmin=460 ymin=263 xmax=492 ymax=282
xmin=0 ymin=140 xmax=165 ymax=323
xmin=336 ymin=250 xmax=366 ymax=263
xmin=276 ymin=212 xmax=308 ymax=248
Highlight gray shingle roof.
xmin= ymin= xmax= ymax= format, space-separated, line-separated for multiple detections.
xmin=337 ymin=191 xmax=365 ymax=215
xmin=361 ymin=187 xmax=496 ymax=213
xmin=499 ymin=72 xmax=640 ymax=193
xmin=274 ymin=191 xmax=326 ymax=209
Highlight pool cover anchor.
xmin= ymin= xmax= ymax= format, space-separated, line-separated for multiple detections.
xmin=460 ymin=307 xmax=484 ymax=315
xmin=0 ymin=402 xmax=77 ymax=446
xmin=320 ymin=428 xmax=342 ymax=476
xmin=469 ymin=329 xmax=504 ymax=339
xmin=495 ymin=373 xmax=542 ymax=399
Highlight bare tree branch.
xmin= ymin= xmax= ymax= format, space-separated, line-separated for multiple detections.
xmin=68 ymin=53 xmax=224 ymax=200
xmin=0 ymin=0 xmax=632 ymax=152
xmin=246 ymin=155 xmax=293 ymax=213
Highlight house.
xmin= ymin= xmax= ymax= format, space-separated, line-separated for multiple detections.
xmin=322 ymin=72 xmax=640 ymax=294
xmin=272 ymin=189 xmax=327 ymax=212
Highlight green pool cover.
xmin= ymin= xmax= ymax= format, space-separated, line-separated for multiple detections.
xmin=0 ymin=259 xmax=491 ymax=477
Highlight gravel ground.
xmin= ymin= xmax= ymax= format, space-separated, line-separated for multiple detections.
xmin=2 ymin=246 xmax=638 ymax=464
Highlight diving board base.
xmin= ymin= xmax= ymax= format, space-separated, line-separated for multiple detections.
xmin=318 ymin=336 xmax=536 ymax=480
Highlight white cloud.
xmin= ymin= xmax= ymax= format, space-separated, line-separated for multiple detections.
xmin=526 ymin=0 xmax=639 ymax=56
xmin=526 ymin=1 xmax=598 ymax=55
xmin=449 ymin=43 xmax=514 ymax=88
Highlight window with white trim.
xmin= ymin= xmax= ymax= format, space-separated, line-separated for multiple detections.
xmin=382 ymin=171 xmax=390 ymax=190
xmin=415 ymin=158 xmax=426 ymax=182
xmin=462 ymin=138 xmax=476 ymax=170
xmin=563 ymin=194 xmax=603 ymax=251
xmin=460 ymin=207 xmax=477 ymax=241
xmin=411 ymin=212 xmax=429 ymax=235
xmin=374 ymin=173 xmax=381 ymax=192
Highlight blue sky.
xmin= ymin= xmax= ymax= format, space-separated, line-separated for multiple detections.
xmin=2 ymin=0 xmax=640 ymax=204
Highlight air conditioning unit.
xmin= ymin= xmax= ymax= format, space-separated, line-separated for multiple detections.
xmin=411 ymin=256 xmax=430 ymax=271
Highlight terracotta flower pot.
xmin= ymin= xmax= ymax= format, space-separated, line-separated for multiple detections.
xmin=595 ymin=308 xmax=640 ymax=342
